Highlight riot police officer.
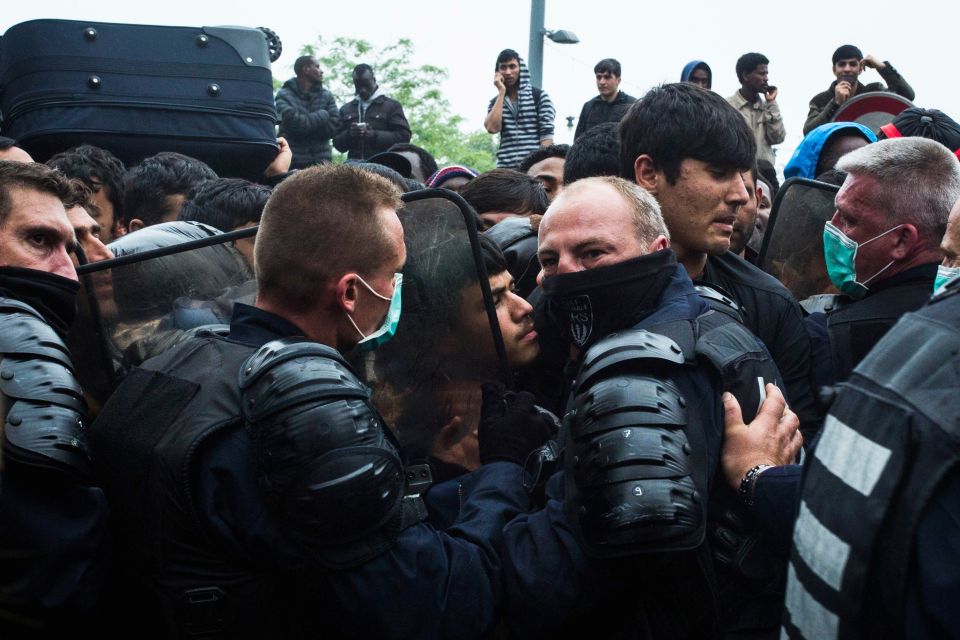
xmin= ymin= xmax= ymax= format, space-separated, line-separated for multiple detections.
xmin=806 ymin=136 xmax=960 ymax=387
xmin=781 ymin=277 xmax=960 ymax=638
xmin=0 ymin=161 xmax=108 ymax=634
xmin=500 ymin=176 xmax=802 ymax=638
xmin=88 ymin=165 xmax=551 ymax=639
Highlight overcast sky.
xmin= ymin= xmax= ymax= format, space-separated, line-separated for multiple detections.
xmin=2 ymin=0 xmax=952 ymax=173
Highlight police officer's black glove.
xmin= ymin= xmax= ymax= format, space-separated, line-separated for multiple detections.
xmin=478 ymin=382 xmax=558 ymax=466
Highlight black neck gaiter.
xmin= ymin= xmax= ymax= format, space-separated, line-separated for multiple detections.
xmin=0 ymin=266 xmax=80 ymax=335
xmin=540 ymin=249 xmax=678 ymax=349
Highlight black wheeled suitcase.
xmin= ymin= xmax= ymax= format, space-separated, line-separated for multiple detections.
xmin=0 ymin=19 xmax=281 ymax=180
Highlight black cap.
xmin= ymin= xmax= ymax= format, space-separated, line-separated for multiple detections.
xmin=364 ymin=151 xmax=413 ymax=179
xmin=882 ymin=108 xmax=960 ymax=152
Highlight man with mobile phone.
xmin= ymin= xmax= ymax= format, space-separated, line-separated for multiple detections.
xmin=333 ymin=64 xmax=411 ymax=161
xmin=803 ymin=45 xmax=915 ymax=135
xmin=484 ymin=49 xmax=556 ymax=169
xmin=727 ymin=52 xmax=785 ymax=165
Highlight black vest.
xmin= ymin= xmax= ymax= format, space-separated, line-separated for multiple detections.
xmin=90 ymin=334 xmax=322 ymax=639
xmin=827 ymin=277 xmax=933 ymax=382
xmin=784 ymin=282 xmax=960 ymax=639
xmin=561 ymin=302 xmax=787 ymax=638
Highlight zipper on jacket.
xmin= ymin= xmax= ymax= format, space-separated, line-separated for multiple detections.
xmin=6 ymin=97 xmax=276 ymax=122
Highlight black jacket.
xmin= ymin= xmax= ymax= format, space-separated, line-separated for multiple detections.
xmin=333 ymin=93 xmax=412 ymax=160
xmin=698 ymin=252 xmax=819 ymax=441
xmin=803 ymin=63 xmax=914 ymax=134
xmin=805 ymin=261 xmax=937 ymax=391
xmin=574 ymin=91 xmax=636 ymax=140
xmin=275 ymin=78 xmax=341 ymax=168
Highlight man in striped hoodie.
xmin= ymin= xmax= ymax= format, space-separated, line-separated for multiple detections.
xmin=484 ymin=49 xmax=556 ymax=169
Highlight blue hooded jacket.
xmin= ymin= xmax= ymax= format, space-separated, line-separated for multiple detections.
xmin=680 ymin=60 xmax=712 ymax=89
xmin=784 ymin=122 xmax=877 ymax=179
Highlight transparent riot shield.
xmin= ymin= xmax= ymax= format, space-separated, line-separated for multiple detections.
xmin=757 ymin=178 xmax=840 ymax=303
xmin=832 ymin=91 xmax=913 ymax=135
xmin=351 ymin=189 xmax=511 ymax=469
xmin=70 ymin=224 xmax=257 ymax=412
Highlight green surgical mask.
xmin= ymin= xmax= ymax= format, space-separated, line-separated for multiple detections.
xmin=933 ymin=264 xmax=960 ymax=296
xmin=823 ymin=221 xmax=902 ymax=299
xmin=347 ymin=273 xmax=403 ymax=351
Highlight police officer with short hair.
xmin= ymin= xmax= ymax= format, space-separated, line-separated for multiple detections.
xmin=0 ymin=161 xmax=108 ymax=634
xmin=500 ymin=176 xmax=802 ymax=639
xmin=88 ymin=165 xmax=551 ymax=639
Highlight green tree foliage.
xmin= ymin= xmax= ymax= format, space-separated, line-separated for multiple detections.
xmin=296 ymin=37 xmax=496 ymax=172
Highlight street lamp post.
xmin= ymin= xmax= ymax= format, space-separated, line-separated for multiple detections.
xmin=527 ymin=0 xmax=579 ymax=88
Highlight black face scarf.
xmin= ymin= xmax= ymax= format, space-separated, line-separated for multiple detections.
xmin=540 ymin=249 xmax=677 ymax=350
xmin=0 ymin=266 xmax=80 ymax=335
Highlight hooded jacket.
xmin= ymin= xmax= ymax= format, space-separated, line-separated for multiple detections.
xmin=784 ymin=122 xmax=877 ymax=179
xmin=487 ymin=56 xmax=556 ymax=168
xmin=680 ymin=60 xmax=712 ymax=88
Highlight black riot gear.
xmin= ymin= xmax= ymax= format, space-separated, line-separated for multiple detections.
xmin=0 ymin=297 xmax=90 ymax=479
xmin=783 ymin=281 xmax=960 ymax=640
xmin=564 ymin=329 xmax=703 ymax=556
xmin=240 ymin=338 xmax=408 ymax=569
xmin=562 ymin=286 xmax=788 ymax=633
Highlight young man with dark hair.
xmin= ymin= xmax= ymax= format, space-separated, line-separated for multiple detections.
xmin=387 ymin=143 xmax=438 ymax=184
xmin=485 ymin=49 xmax=556 ymax=169
xmin=333 ymin=64 xmax=411 ymax=160
xmin=727 ymin=52 xmax=785 ymax=165
xmin=803 ymin=44 xmax=915 ymax=134
xmin=122 ymin=152 xmax=218 ymax=232
xmin=459 ymin=168 xmax=550 ymax=229
xmin=275 ymin=54 xmax=341 ymax=169
xmin=563 ymin=122 xmax=620 ymax=185
xmin=399 ymin=233 xmax=542 ymax=475
xmin=47 ymin=144 xmax=128 ymax=243
xmin=574 ymin=58 xmax=636 ymax=141
xmin=731 ymin=165 xmax=762 ymax=260
xmin=178 ymin=178 xmax=272 ymax=266
xmin=621 ymin=82 xmax=819 ymax=442
xmin=518 ymin=143 xmax=569 ymax=201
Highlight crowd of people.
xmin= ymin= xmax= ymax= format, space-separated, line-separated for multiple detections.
xmin=0 ymin=37 xmax=958 ymax=640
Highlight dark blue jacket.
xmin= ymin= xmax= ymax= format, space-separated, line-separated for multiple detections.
xmin=500 ymin=265 xmax=726 ymax=639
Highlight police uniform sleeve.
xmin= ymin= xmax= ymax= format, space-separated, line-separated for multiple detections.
xmin=197 ymin=440 xmax=532 ymax=639
xmin=903 ymin=470 xmax=960 ymax=638
xmin=208 ymin=338 xmax=535 ymax=638
xmin=499 ymin=469 xmax=617 ymax=639
xmin=319 ymin=462 xmax=532 ymax=639
xmin=750 ymin=463 xmax=804 ymax=556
